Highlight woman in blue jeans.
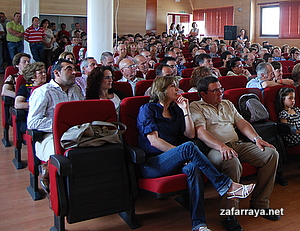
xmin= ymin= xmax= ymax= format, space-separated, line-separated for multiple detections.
xmin=137 ymin=76 xmax=255 ymax=231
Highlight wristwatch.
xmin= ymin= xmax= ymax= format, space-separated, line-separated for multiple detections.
xmin=253 ymin=136 xmax=262 ymax=142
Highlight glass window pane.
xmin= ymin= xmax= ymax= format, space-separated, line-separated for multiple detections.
xmin=261 ymin=7 xmax=279 ymax=36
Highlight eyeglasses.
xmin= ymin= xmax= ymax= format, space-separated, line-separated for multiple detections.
xmin=207 ymin=87 xmax=224 ymax=94
xmin=36 ymin=70 xmax=46 ymax=75
xmin=168 ymin=65 xmax=176 ymax=68
xmin=235 ymin=64 xmax=243 ymax=67
xmin=104 ymin=76 xmax=114 ymax=80
xmin=122 ymin=64 xmax=137 ymax=70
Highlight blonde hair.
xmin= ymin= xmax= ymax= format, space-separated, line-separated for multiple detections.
xmin=291 ymin=63 xmax=300 ymax=82
xmin=149 ymin=76 xmax=178 ymax=103
xmin=22 ymin=62 xmax=45 ymax=83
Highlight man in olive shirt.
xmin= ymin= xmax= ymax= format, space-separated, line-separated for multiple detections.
xmin=6 ymin=12 xmax=24 ymax=63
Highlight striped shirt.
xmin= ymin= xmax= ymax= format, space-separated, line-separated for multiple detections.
xmin=24 ymin=25 xmax=45 ymax=43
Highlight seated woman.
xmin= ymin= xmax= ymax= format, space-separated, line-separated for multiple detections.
xmin=137 ymin=76 xmax=255 ymax=231
xmin=127 ymin=42 xmax=138 ymax=57
xmin=188 ymin=43 xmax=200 ymax=58
xmin=292 ymin=63 xmax=300 ymax=87
xmin=1 ymin=53 xmax=31 ymax=98
xmin=271 ymin=61 xmax=294 ymax=85
xmin=226 ymin=56 xmax=252 ymax=79
xmin=14 ymin=62 xmax=47 ymax=133
xmin=58 ymin=51 xmax=76 ymax=64
xmin=188 ymin=66 xmax=212 ymax=92
xmin=86 ymin=66 xmax=125 ymax=111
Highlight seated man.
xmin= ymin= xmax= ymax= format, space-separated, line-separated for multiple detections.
xmin=133 ymin=54 xmax=148 ymax=79
xmin=246 ymin=62 xmax=293 ymax=90
xmin=75 ymin=57 xmax=97 ymax=97
xmin=165 ymin=49 xmax=186 ymax=76
xmin=64 ymin=36 xmax=80 ymax=53
xmin=140 ymin=50 xmax=155 ymax=69
xmin=100 ymin=51 xmax=119 ymax=71
xmin=190 ymin=76 xmax=280 ymax=231
xmin=27 ymin=59 xmax=84 ymax=192
xmin=118 ymin=58 xmax=143 ymax=96
xmin=160 ymin=57 xmax=182 ymax=80
xmin=271 ymin=46 xmax=285 ymax=61
xmin=114 ymin=44 xmax=129 ymax=65
xmin=194 ymin=53 xmax=221 ymax=77
xmin=288 ymin=48 xmax=300 ymax=62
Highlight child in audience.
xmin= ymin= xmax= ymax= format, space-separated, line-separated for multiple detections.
xmin=277 ymin=87 xmax=300 ymax=146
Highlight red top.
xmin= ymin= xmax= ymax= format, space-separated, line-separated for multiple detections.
xmin=24 ymin=26 xmax=45 ymax=43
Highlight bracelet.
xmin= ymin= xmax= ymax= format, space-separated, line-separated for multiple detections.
xmin=184 ymin=113 xmax=191 ymax=117
xmin=253 ymin=136 xmax=262 ymax=143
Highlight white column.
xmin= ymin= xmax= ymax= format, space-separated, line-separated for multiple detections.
xmin=87 ymin=0 xmax=113 ymax=62
xmin=22 ymin=0 xmax=39 ymax=60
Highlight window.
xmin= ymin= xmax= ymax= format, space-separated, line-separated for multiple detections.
xmin=260 ymin=6 xmax=280 ymax=37
xmin=193 ymin=7 xmax=233 ymax=38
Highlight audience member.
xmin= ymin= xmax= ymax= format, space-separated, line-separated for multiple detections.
xmin=0 ymin=19 xmax=4 ymax=73
xmin=1 ymin=52 xmax=30 ymax=97
xmin=57 ymin=23 xmax=71 ymax=39
xmin=188 ymin=43 xmax=199 ymax=58
xmin=289 ymin=48 xmax=300 ymax=62
xmin=40 ymin=19 xmax=55 ymax=69
xmin=138 ymin=76 xmax=255 ymax=231
xmin=247 ymin=62 xmax=292 ymax=90
xmin=188 ymin=66 xmax=212 ymax=92
xmin=237 ymin=29 xmax=248 ymax=43
xmin=272 ymin=46 xmax=285 ymax=61
xmin=24 ymin=17 xmax=45 ymax=62
xmin=291 ymin=63 xmax=300 ymax=87
xmin=76 ymin=57 xmax=97 ymax=97
xmin=276 ymin=87 xmax=300 ymax=147
xmin=71 ymin=23 xmax=83 ymax=37
xmin=27 ymin=59 xmax=84 ymax=192
xmin=226 ymin=56 xmax=252 ymax=79
xmin=64 ymin=36 xmax=80 ymax=54
xmin=14 ymin=62 xmax=47 ymax=132
xmin=100 ymin=51 xmax=119 ymax=71
xmin=263 ymin=53 xmax=274 ymax=63
xmin=194 ymin=53 xmax=221 ymax=77
xmin=189 ymin=22 xmax=199 ymax=37
xmin=58 ymin=51 xmax=76 ymax=64
xmin=140 ymin=50 xmax=156 ymax=69
xmin=169 ymin=23 xmax=177 ymax=37
xmin=86 ymin=66 xmax=125 ymax=111
xmin=128 ymin=42 xmax=138 ymax=57
xmin=114 ymin=44 xmax=129 ymax=65
xmin=118 ymin=58 xmax=143 ymax=95
xmin=190 ymin=76 xmax=279 ymax=231
xmin=6 ymin=12 xmax=24 ymax=63
xmin=165 ymin=49 xmax=186 ymax=76
xmin=134 ymin=54 xmax=148 ymax=78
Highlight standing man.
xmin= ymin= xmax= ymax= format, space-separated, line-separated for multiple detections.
xmin=24 ymin=17 xmax=45 ymax=62
xmin=0 ymin=19 xmax=4 ymax=73
xmin=0 ymin=12 xmax=9 ymax=67
xmin=6 ymin=12 xmax=24 ymax=64
xmin=71 ymin=23 xmax=83 ymax=37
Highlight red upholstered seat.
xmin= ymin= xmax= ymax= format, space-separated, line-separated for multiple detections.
xmin=223 ymin=87 xmax=262 ymax=109
xmin=218 ymin=67 xmax=227 ymax=76
xmin=119 ymin=96 xmax=188 ymax=198
xmin=179 ymin=78 xmax=192 ymax=92
xmin=146 ymin=69 xmax=156 ymax=79
xmin=49 ymin=100 xmax=139 ymax=230
xmin=114 ymin=70 xmax=122 ymax=81
xmin=183 ymin=62 xmax=195 ymax=68
xmin=135 ymin=79 xmax=154 ymax=96
xmin=218 ymin=75 xmax=248 ymax=90
xmin=182 ymin=68 xmax=194 ymax=78
xmin=279 ymin=60 xmax=295 ymax=67
xmin=4 ymin=66 xmax=18 ymax=79
xmin=113 ymin=81 xmax=133 ymax=97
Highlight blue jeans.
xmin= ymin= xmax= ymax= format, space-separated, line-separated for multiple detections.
xmin=141 ymin=141 xmax=232 ymax=230
xmin=29 ymin=42 xmax=44 ymax=62
xmin=7 ymin=41 xmax=24 ymax=62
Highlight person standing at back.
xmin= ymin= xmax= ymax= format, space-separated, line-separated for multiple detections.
xmin=24 ymin=17 xmax=46 ymax=62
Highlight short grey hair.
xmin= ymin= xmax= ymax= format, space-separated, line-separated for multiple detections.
xmin=256 ymin=62 xmax=271 ymax=78
xmin=100 ymin=52 xmax=113 ymax=62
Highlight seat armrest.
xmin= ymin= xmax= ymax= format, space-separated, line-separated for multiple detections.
xmin=12 ymin=108 xmax=28 ymax=120
xmin=27 ymin=129 xmax=46 ymax=142
xmin=125 ymin=145 xmax=146 ymax=164
xmin=49 ymin=154 xmax=72 ymax=176
xmin=278 ymin=122 xmax=297 ymax=135
xmin=2 ymin=96 xmax=14 ymax=105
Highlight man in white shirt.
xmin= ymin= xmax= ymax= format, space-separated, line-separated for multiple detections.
xmin=118 ymin=58 xmax=143 ymax=96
